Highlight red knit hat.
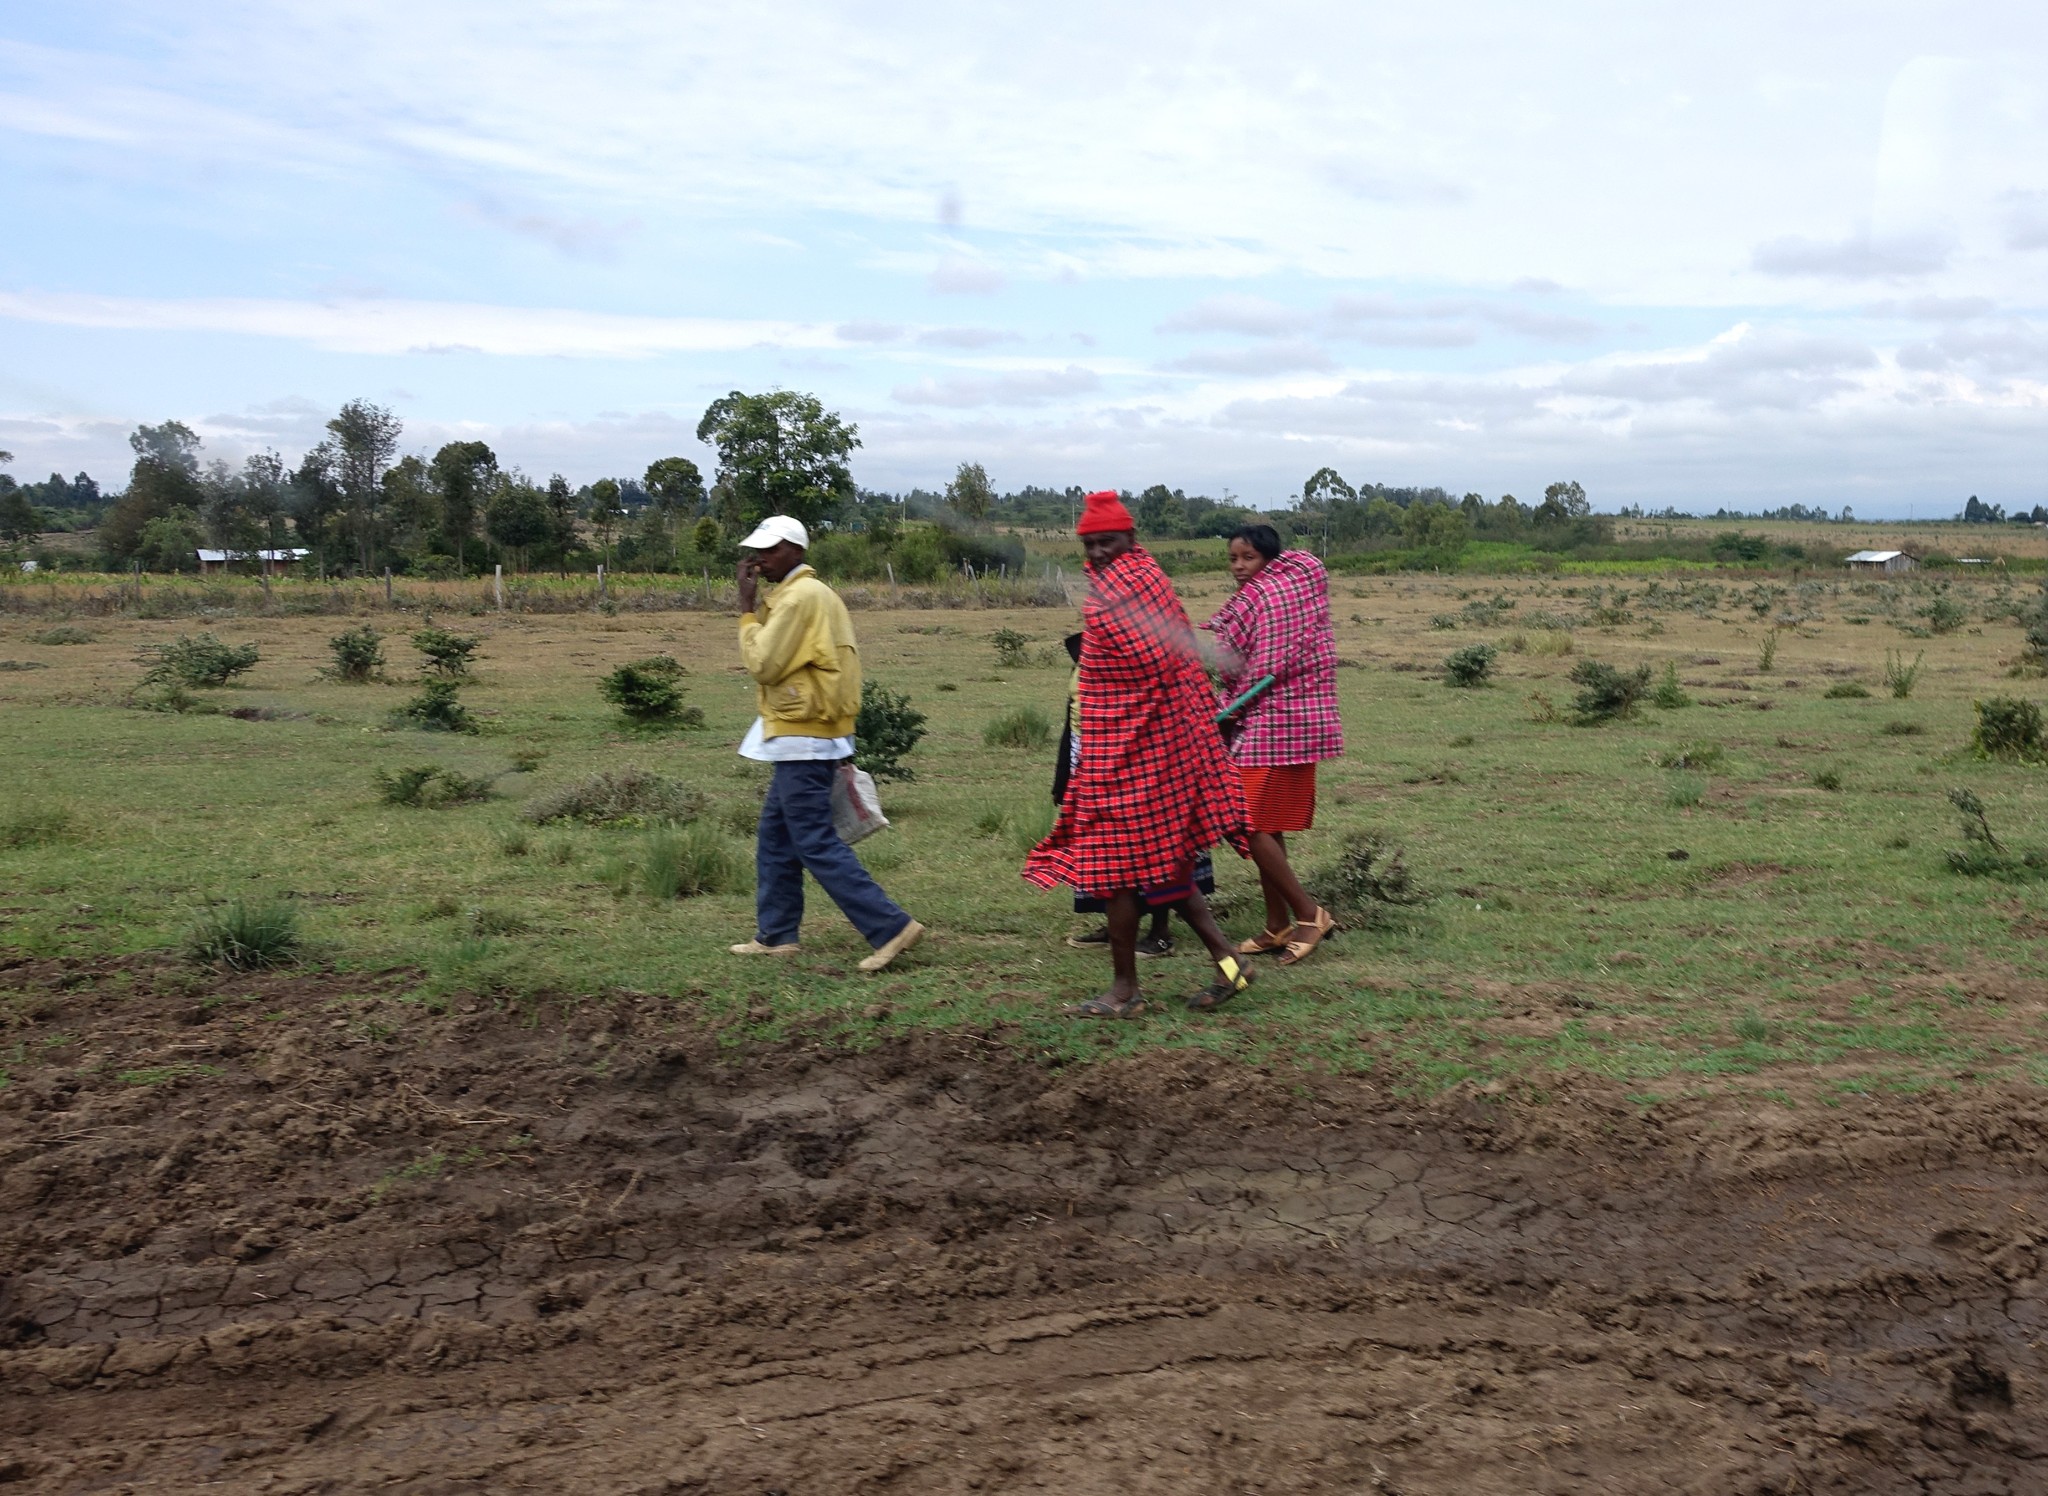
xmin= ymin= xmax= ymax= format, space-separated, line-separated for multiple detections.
xmin=1076 ymin=489 xmax=1135 ymax=535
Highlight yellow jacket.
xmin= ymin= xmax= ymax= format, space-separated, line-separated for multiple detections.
xmin=738 ymin=564 xmax=862 ymax=738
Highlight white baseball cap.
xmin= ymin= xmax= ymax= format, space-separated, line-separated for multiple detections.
xmin=738 ymin=515 xmax=809 ymax=550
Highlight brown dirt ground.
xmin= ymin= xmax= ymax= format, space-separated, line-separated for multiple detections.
xmin=2 ymin=956 xmax=2045 ymax=1494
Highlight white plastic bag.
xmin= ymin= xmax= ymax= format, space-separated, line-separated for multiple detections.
xmin=830 ymin=762 xmax=890 ymax=845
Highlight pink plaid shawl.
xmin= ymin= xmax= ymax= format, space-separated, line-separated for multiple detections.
xmin=1205 ymin=549 xmax=1343 ymax=768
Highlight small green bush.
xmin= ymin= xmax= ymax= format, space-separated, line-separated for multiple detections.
xmin=1883 ymin=720 xmax=1925 ymax=736
xmin=1008 ymin=797 xmax=1057 ymax=856
xmin=140 ymin=632 xmax=261 ymax=687
xmin=375 ymin=763 xmax=500 ymax=807
xmin=1650 ymin=662 xmax=1692 ymax=709
xmin=1884 ymin=649 xmax=1924 ymax=700
xmin=1756 ymin=629 xmax=1781 ymax=672
xmin=30 ymin=625 xmax=94 ymax=645
xmin=326 ymin=624 xmax=385 ymax=682
xmin=1657 ymin=741 xmax=1724 ymax=770
xmin=1824 ymin=681 xmax=1871 ymax=699
xmin=984 ymin=704 xmax=1053 ymax=749
xmin=1811 ymin=767 xmax=1843 ymax=792
xmin=187 ymin=899 xmax=300 ymax=969
xmin=970 ymin=803 xmax=1011 ymax=837
xmin=1443 ymin=643 xmax=1496 ymax=688
xmin=412 ymin=626 xmax=481 ymax=677
xmin=1569 ymin=659 xmax=1653 ymax=723
xmin=642 ymin=822 xmax=748 ymax=899
xmin=1922 ymin=593 xmax=1967 ymax=635
xmin=1971 ymin=696 xmax=2044 ymax=761
xmin=0 ymin=660 xmax=48 ymax=672
xmin=855 ymin=681 xmax=928 ymax=782
xmin=392 ymin=679 xmax=478 ymax=733
xmin=0 ymin=804 xmax=73 ymax=849
xmin=1945 ymin=787 xmax=2048 ymax=880
xmin=598 ymin=655 xmax=702 ymax=726
xmin=1310 ymin=831 xmax=1427 ymax=926
xmin=1667 ymin=773 xmax=1704 ymax=808
xmin=990 ymin=628 xmax=1031 ymax=668
xmin=524 ymin=766 xmax=705 ymax=826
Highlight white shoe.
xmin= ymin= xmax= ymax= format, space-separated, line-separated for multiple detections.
xmin=858 ymin=919 xmax=926 ymax=973
xmin=729 ymin=940 xmax=800 ymax=955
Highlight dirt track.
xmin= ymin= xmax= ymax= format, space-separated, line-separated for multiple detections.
xmin=2 ymin=957 xmax=2045 ymax=1493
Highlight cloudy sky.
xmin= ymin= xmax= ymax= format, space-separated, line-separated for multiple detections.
xmin=3 ymin=1 xmax=2046 ymax=514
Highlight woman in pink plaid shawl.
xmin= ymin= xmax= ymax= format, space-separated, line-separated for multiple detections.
xmin=1205 ymin=524 xmax=1343 ymax=965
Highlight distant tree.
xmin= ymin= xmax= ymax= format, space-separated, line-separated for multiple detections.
xmin=381 ymin=455 xmax=439 ymax=560
xmin=429 ymin=440 xmax=497 ymax=573
xmin=317 ymin=399 xmax=403 ymax=573
xmin=945 ymin=461 xmax=994 ymax=524
xmin=1460 ymin=492 xmax=1485 ymax=520
xmin=289 ymin=447 xmax=344 ymax=572
xmin=543 ymin=474 xmax=579 ymax=574
xmin=696 ymin=390 xmax=860 ymax=533
xmin=100 ymin=421 xmax=205 ymax=563
xmin=691 ymin=516 xmax=720 ymax=557
xmin=1137 ymin=483 xmax=1187 ymax=538
xmin=586 ymin=478 xmax=626 ymax=567
xmin=1537 ymin=479 xmax=1590 ymax=525
xmin=486 ymin=479 xmax=552 ymax=573
xmin=642 ymin=455 xmax=705 ymax=567
xmin=1302 ymin=466 xmax=1355 ymax=506
xmin=134 ymin=510 xmax=204 ymax=572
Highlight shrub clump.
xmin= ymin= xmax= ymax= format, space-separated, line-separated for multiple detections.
xmin=642 ymin=822 xmax=749 ymax=899
xmin=1971 ymin=696 xmax=2045 ymax=761
xmin=855 ymin=681 xmax=928 ymax=782
xmin=187 ymin=898 xmax=300 ymax=969
xmin=392 ymin=679 xmax=478 ymax=733
xmin=1443 ymin=643 xmax=1496 ymax=688
xmin=1569 ymin=659 xmax=1653 ymax=724
xmin=1650 ymin=661 xmax=1692 ymax=709
xmin=140 ymin=632 xmax=261 ymax=687
xmin=375 ymin=763 xmax=501 ymax=808
xmin=31 ymin=625 xmax=94 ymax=645
xmin=412 ymin=626 xmax=481 ymax=677
xmin=1311 ymin=831 xmax=1428 ymax=926
xmin=1824 ymin=681 xmax=1872 ymax=699
xmin=1884 ymin=649 xmax=1924 ymax=700
xmin=1657 ymin=741 xmax=1725 ymax=771
xmin=984 ymin=704 xmax=1053 ymax=749
xmin=990 ymin=627 xmax=1031 ymax=668
xmin=524 ymin=766 xmax=706 ymax=827
xmin=598 ymin=655 xmax=703 ymax=726
xmin=1945 ymin=787 xmax=2048 ymax=881
xmin=326 ymin=624 xmax=385 ymax=682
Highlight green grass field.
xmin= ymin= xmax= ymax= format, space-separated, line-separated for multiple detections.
xmin=5 ymin=562 xmax=2047 ymax=1102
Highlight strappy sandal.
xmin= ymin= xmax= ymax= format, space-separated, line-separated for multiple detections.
xmin=1067 ymin=995 xmax=1149 ymax=1020
xmin=1277 ymin=907 xmax=1336 ymax=967
xmin=1236 ymin=927 xmax=1290 ymax=956
xmin=1185 ymin=955 xmax=1254 ymax=1012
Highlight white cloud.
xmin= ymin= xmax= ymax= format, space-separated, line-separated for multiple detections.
xmin=1166 ymin=341 xmax=1337 ymax=376
xmin=1751 ymin=232 xmax=1951 ymax=279
xmin=891 ymin=365 xmax=1101 ymax=407
xmin=0 ymin=291 xmax=840 ymax=358
xmin=929 ymin=257 xmax=1006 ymax=295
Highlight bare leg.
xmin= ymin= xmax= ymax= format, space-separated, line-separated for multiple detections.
xmin=1174 ymin=888 xmax=1237 ymax=965
xmin=1248 ymin=831 xmax=1319 ymax=929
xmin=1105 ymin=890 xmax=1141 ymax=1004
xmin=1147 ymin=908 xmax=1172 ymax=941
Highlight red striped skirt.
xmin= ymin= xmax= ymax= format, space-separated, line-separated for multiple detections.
xmin=1238 ymin=763 xmax=1316 ymax=834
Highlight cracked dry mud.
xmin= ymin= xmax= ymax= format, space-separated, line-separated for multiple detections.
xmin=2 ymin=958 xmax=2045 ymax=1493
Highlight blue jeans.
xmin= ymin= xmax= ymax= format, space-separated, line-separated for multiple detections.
xmin=755 ymin=760 xmax=910 ymax=949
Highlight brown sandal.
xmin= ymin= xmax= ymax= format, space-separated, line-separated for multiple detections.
xmin=1277 ymin=907 xmax=1336 ymax=967
xmin=1236 ymin=927 xmax=1290 ymax=956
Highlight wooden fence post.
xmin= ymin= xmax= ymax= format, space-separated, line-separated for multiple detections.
xmin=494 ymin=564 xmax=504 ymax=611
xmin=598 ymin=564 xmax=607 ymax=605
xmin=384 ymin=566 xmax=393 ymax=606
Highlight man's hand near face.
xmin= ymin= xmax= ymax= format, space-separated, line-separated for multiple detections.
xmin=737 ymin=556 xmax=760 ymax=614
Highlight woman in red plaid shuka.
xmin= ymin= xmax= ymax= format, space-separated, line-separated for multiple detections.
xmin=1023 ymin=492 xmax=1253 ymax=1019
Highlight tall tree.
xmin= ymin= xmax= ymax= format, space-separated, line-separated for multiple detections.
xmin=0 ymin=451 xmax=39 ymax=546
xmin=944 ymin=461 xmax=994 ymax=524
xmin=643 ymin=455 xmax=705 ymax=567
xmin=696 ymin=390 xmax=859 ymax=532
xmin=429 ymin=440 xmax=497 ymax=573
xmin=321 ymin=399 xmax=403 ymax=573
xmin=100 ymin=421 xmax=205 ymax=563
xmin=486 ymin=478 xmax=552 ymax=573
xmin=543 ymin=474 xmax=579 ymax=575
xmin=1137 ymin=484 xmax=1187 ymax=538
xmin=382 ymin=455 xmax=439 ymax=559
xmin=1537 ymin=479 xmax=1590 ymax=524
xmin=585 ymin=478 xmax=625 ymax=567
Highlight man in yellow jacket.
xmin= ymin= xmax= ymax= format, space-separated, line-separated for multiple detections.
xmin=729 ymin=515 xmax=926 ymax=971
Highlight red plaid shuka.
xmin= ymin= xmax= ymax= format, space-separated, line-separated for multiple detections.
xmin=1205 ymin=549 xmax=1344 ymax=768
xmin=1024 ymin=547 xmax=1249 ymax=897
